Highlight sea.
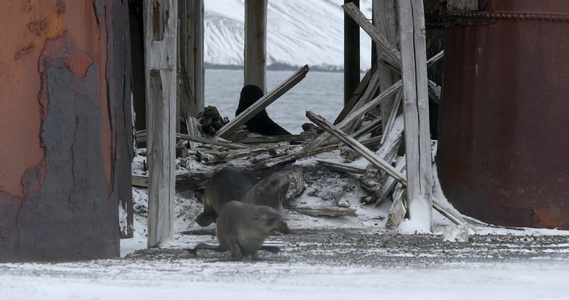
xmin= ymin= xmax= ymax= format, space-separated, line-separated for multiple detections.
xmin=205 ymin=68 xmax=349 ymax=134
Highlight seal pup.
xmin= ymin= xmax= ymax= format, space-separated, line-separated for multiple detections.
xmin=236 ymin=85 xmax=291 ymax=136
xmin=194 ymin=167 xmax=252 ymax=227
xmin=216 ymin=201 xmax=289 ymax=260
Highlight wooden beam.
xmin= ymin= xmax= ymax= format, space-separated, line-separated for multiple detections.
xmin=398 ymin=0 xmax=433 ymax=230
xmin=307 ymin=111 xmax=407 ymax=184
xmin=144 ymin=0 xmax=177 ymax=248
xmin=344 ymin=0 xmax=360 ymax=106
xmin=244 ymin=0 xmax=267 ymax=92
xmin=372 ymin=0 xmax=401 ymax=138
xmin=304 ymin=80 xmax=402 ymax=151
xmin=334 ymin=64 xmax=376 ymax=125
xmin=188 ymin=0 xmax=205 ymax=113
xmin=215 ymin=65 xmax=309 ymax=139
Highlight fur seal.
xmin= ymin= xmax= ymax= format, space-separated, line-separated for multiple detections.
xmin=240 ymin=173 xmax=290 ymax=215
xmin=195 ymin=167 xmax=290 ymax=227
xmin=194 ymin=167 xmax=252 ymax=227
xmin=236 ymin=85 xmax=292 ymax=136
xmin=216 ymin=201 xmax=289 ymax=260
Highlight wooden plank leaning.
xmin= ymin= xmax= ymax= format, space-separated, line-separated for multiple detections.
xmin=342 ymin=2 xmax=402 ymax=69
xmin=304 ymin=80 xmax=402 ymax=151
xmin=215 ymin=65 xmax=309 ymax=139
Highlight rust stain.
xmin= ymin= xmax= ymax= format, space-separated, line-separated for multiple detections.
xmin=56 ymin=0 xmax=66 ymax=15
xmin=14 ymin=43 xmax=36 ymax=60
xmin=27 ymin=19 xmax=48 ymax=35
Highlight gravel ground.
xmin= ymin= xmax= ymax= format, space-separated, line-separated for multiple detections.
xmin=125 ymin=228 xmax=569 ymax=268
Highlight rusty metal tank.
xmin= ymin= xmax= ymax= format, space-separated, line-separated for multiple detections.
xmin=437 ymin=0 xmax=569 ymax=229
xmin=0 ymin=0 xmax=133 ymax=262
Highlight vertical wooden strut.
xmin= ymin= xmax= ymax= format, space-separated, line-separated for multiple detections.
xmin=344 ymin=0 xmax=360 ymax=106
xmin=244 ymin=0 xmax=268 ymax=92
xmin=145 ymin=0 xmax=177 ymax=247
xmin=398 ymin=0 xmax=433 ymax=230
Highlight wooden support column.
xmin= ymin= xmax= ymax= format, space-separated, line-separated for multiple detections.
xmin=244 ymin=0 xmax=267 ymax=92
xmin=398 ymin=0 xmax=432 ymax=231
xmin=344 ymin=0 xmax=360 ymax=105
xmin=144 ymin=0 xmax=177 ymax=247
xmin=373 ymin=0 xmax=400 ymax=133
xmin=185 ymin=0 xmax=205 ymax=114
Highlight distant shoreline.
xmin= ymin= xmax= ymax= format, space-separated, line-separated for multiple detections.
xmin=205 ymin=63 xmax=369 ymax=73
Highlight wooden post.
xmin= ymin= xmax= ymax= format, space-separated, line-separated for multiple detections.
xmin=344 ymin=0 xmax=360 ymax=105
xmin=188 ymin=0 xmax=205 ymax=113
xmin=244 ymin=0 xmax=267 ymax=92
xmin=398 ymin=0 xmax=432 ymax=231
xmin=373 ymin=0 xmax=401 ymax=136
xmin=144 ymin=0 xmax=177 ymax=247
xmin=178 ymin=0 xmax=203 ymax=136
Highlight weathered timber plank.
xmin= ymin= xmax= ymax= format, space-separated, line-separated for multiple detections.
xmin=304 ymin=80 xmax=402 ymax=151
xmin=342 ymin=2 xmax=402 ymax=68
xmin=398 ymin=0 xmax=432 ymax=230
xmin=145 ymin=0 xmax=178 ymax=248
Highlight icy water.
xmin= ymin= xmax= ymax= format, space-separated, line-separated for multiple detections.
xmin=205 ymin=68 xmax=348 ymax=134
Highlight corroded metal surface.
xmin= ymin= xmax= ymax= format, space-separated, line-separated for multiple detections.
xmin=438 ymin=0 xmax=569 ymax=229
xmin=0 ymin=0 xmax=132 ymax=262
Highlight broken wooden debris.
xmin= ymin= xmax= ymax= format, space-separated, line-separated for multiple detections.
xmin=289 ymin=207 xmax=357 ymax=217
xmin=386 ymin=185 xmax=407 ymax=229
xmin=316 ymin=160 xmax=366 ymax=174
xmin=376 ymin=156 xmax=406 ymax=207
xmin=307 ymin=111 xmax=407 ymax=184
xmin=176 ymin=133 xmax=249 ymax=149
xmin=338 ymin=68 xmax=381 ymax=135
xmin=334 ymin=64 xmax=377 ymax=125
xmin=306 ymin=111 xmax=470 ymax=228
xmin=132 ymin=174 xmax=149 ymax=188
xmin=198 ymin=106 xmax=229 ymax=136
xmin=229 ymin=134 xmax=313 ymax=144
xmin=255 ymin=143 xmax=339 ymax=169
xmin=215 ymin=65 xmax=309 ymax=139
xmin=304 ymin=80 xmax=402 ymax=152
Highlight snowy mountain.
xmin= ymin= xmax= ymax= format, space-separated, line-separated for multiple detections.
xmin=204 ymin=0 xmax=373 ymax=72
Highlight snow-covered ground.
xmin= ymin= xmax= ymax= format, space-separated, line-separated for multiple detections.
xmin=205 ymin=0 xmax=373 ymax=71
xmin=2 ymin=151 xmax=569 ymax=299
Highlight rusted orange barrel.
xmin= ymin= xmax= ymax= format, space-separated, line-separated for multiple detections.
xmin=0 ymin=0 xmax=132 ymax=262
xmin=438 ymin=0 xmax=569 ymax=229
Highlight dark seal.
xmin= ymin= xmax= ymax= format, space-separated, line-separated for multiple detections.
xmin=216 ymin=201 xmax=289 ymax=260
xmin=236 ymin=85 xmax=291 ymax=136
xmin=195 ymin=167 xmax=290 ymax=227
xmin=194 ymin=167 xmax=252 ymax=227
